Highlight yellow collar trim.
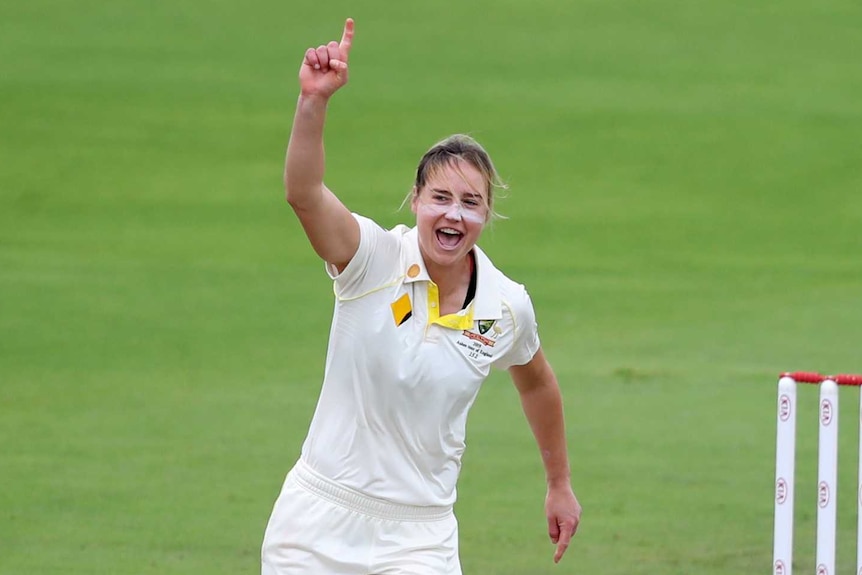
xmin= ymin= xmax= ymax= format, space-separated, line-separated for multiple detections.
xmin=426 ymin=282 xmax=474 ymax=330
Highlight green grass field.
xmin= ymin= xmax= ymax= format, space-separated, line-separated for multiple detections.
xmin=2 ymin=0 xmax=860 ymax=573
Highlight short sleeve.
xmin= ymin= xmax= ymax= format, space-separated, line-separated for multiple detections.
xmin=493 ymin=286 xmax=541 ymax=370
xmin=325 ymin=214 xmax=402 ymax=299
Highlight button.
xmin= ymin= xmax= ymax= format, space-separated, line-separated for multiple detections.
xmin=407 ymin=264 xmax=420 ymax=278
xmin=430 ymin=302 xmax=437 ymax=308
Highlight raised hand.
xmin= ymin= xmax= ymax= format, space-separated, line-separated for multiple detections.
xmin=299 ymin=18 xmax=355 ymax=100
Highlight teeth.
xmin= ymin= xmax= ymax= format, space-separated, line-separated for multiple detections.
xmin=439 ymin=228 xmax=461 ymax=235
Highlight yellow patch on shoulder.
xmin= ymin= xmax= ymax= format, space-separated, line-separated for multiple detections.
xmin=391 ymin=293 xmax=413 ymax=326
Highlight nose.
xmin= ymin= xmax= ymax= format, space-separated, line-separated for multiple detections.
xmin=444 ymin=203 xmax=463 ymax=222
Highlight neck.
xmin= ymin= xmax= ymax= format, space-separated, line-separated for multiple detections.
xmin=423 ymin=251 xmax=474 ymax=294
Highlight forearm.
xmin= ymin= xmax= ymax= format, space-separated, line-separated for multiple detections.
xmin=519 ymin=377 xmax=571 ymax=487
xmin=281 ymin=19 xmax=359 ymax=269
xmin=511 ymin=353 xmax=581 ymax=563
xmin=285 ymin=94 xmax=329 ymax=208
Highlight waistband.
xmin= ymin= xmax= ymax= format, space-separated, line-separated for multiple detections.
xmin=290 ymin=460 xmax=453 ymax=522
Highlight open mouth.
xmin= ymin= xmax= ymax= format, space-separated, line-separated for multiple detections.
xmin=436 ymin=227 xmax=463 ymax=249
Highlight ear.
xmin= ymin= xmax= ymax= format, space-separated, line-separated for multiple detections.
xmin=409 ymin=186 xmax=419 ymax=214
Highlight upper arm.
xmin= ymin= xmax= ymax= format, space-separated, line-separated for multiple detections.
xmin=289 ymin=184 xmax=360 ymax=273
xmin=509 ymin=347 xmax=556 ymax=394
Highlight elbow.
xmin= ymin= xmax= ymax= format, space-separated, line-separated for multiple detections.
xmin=284 ymin=171 xmax=293 ymax=204
xmin=284 ymin=177 xmax=300 ymax=207
xmin=284 ymin=181 xmax=319 ymax=213
xmin=286 ymin=191 xmax=304 ymax=212
xmin=284 ymin=165 xmax=298 ymax=205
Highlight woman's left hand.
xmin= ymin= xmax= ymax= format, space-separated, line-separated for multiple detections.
xmin=545 ymin=482 xmax=581 ymax=563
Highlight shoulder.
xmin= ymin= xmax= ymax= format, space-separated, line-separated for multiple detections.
xmin=472 ymin=245 xmax=538 ymax=344
xmin=353 ymin=214 xmax=414 ymax=248
xmin=352 ymin=213 xmax=406 ymax=237
xmin=328 ymin=214 xmax=414 ymax=298
xmin=475 ymin=245 xmax=535 ymax=315
xmin=340 ymin=213 xmax=411 ymax=252
xmin=500 ymin=280 xmax=535 ymax=335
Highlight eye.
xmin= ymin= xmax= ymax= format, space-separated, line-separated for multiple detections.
xmin=431 ymin=193 xmax=449 ymax=203
xmin=462 ymin=198 xmax=481 ymax=208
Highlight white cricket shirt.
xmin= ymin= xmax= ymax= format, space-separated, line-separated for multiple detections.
xmin=299 ymin=214 xmax=541 ymax=507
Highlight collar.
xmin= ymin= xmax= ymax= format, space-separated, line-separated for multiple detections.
xmin=401 ymin=227 xmax=503 ymax=321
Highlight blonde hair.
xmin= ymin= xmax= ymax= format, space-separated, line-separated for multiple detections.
xmin=406 ymin=134 xmax=508 ymax=221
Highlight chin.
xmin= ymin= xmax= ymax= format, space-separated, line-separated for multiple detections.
xmin=431 ymin=244 xmax=472 ymax=266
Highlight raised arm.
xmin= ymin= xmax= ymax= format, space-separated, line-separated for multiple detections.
xmin=509 ymin=348 xmax=582 ymax=564
xmin=285 ymin=18 xmax=359 ymax=273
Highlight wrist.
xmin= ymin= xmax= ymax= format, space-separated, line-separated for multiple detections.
xmin=546 ymin=474 xmax=572 ymax=490
xmin=297 ymin=93 xmax=330 ymax=108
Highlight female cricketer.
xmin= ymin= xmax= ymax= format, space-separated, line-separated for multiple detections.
xmin=261 ymin=18 xmax=582 ymax=575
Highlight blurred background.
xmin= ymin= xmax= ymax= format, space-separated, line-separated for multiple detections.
xmin=1 ymin=0 xmax=860 ymax=573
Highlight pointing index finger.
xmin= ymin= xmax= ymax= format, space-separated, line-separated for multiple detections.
xmin=553 ymin=523 xmax=574 ymax=563
xmin=339 ymin=18 xmax=355 ymax=58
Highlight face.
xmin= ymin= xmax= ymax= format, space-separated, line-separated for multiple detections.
xmin=411 ymin=159 xmax=489 ymax=270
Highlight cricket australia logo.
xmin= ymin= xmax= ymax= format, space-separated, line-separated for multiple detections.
xmin=477 ymin=319 xmax=495 ymax=335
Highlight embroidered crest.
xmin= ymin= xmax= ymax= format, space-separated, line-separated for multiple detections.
xmin=462 ymin=330 xmax=495 ymax=347
xmin=477 ymin=319 xmax=496 ymax=335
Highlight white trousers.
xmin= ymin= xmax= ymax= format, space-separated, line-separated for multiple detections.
xmin=261 ymin=460 xmax=462 ymax=575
